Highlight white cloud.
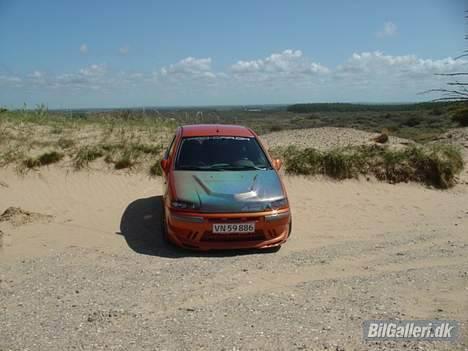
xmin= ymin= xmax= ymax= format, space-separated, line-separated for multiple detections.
xmin=230 ymin=49 xmax=329 ymax=82
xmin=79 ymin=64 xmax=106 ymax=77
xmin=377 ymin=21 xmax=398 ymax=38
xmin=119 ymin=46 xmax=129 ymax=55
xmin=79 ymin=43 xmax=88 ymax=54
xmin=3 ymin=50 xmax=468 ymax=103
xmin=30 ymin=71 xmax=43 ymax=78
xmin=0 ymin=74 xmax=22 ymax=83
xmin=158 ymin=57 xmax=217 ymax=80
xmin=335 ymin=51 xmax=467 ymax=80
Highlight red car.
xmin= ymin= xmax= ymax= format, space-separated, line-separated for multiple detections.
xmin=160 ymin=124 xmax=291 ymax=250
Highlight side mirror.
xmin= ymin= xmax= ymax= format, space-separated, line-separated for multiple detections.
xmin=160 ymin=159 xmax=169 ymax=173
xmin=272 ymin=158 xmax=282 ymax=171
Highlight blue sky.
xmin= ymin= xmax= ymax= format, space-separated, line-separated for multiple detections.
xmin=0 ymin=0 xmax=466 ymax=108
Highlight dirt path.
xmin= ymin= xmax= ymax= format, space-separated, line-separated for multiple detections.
xmin=0 ymin=168 xmax=467 ymax=350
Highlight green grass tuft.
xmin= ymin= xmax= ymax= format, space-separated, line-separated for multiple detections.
xmin=149 ymin=159 xmax=163 ymax=176
xmin=73 ymin=146 xmax=104 ymax=169
xmin=23 ymin=151 xmax=64 ymax=169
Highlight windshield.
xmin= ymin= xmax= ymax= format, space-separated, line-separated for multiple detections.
xmin=175 ymin=136 xmax=271 ymax=171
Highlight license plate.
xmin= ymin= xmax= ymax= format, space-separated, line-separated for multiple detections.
xmin=212 ymin=222 xmax=255 ymax=234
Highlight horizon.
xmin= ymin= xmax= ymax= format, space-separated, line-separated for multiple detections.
xmin=1 ymin=0 xmax=466 ymax=108
xmin=15 ymin=100 xmax=446 ymax=112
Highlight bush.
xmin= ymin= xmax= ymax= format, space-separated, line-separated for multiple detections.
xmin=269 ymin=125 xmax=283 ymax=132
xmin=322 ymin=149 xmax=364 ymax=179
xmin=57 ymin=138 xmax=75 ymax=149
xmin=113 ymin=149 xmax=136 ymax=169
xmin=23 ymin=151 xmax=64 ymax=168
xmin=402 ymin=116 xmax=423 ymax=127
xmin=149 ymin=159 xmax=163 ymax=176
xmin=278 ymin=144 xmax=463 ymax=189
xmin=73 ymin=146 xmax=104 ymax=169
xmin=114 ymin=157 xmax=134 ymax=170
xmin=451 ymin=108 xmax=468 ymax=126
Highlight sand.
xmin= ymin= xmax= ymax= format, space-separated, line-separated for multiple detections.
xmin=0 ymin=165 xmax=467 ymax=350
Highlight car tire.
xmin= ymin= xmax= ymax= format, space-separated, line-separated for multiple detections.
xmin=288 ymin=219 xmax=292 ymax=238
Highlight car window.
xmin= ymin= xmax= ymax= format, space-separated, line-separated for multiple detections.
xmin=175 ymin=136 xmax=271 ymax=171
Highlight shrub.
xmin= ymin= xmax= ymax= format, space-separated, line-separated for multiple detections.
xmin=73 ymin=146 xmax=104 ymax=169
xmin=414 ymin=144 xmax=464 ymax=188
xmin=269 ymin=125 xmax=283 ymax=132
xmin=23 ymin=151 xmax=64 ymax=168
xmin=322 ymin=149 xmax=364 ymax=179
xmin=402 ymin=116 xmax=422 ymax=127
xmin=129 ymin=143 xmax=163 ymax=155
xmin=57 ymin=138 xmax=75 ymax=149
xmin=149 ymin=159 xmax=163 ymax=176
xmin=37 ymin=151 xmax=63 ymax=165
xmin=278 ymin=144 xmax=464 ymax=189
xmin=114 ymin=157 xmax=134 ymax=170
xmin=113 ymin=150 xmax=136 ymax=169
xmin=451 ymin=108 xmax=468 ymax=126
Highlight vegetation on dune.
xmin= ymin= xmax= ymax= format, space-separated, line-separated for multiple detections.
xmin=0 ymin=103 xmax=466 ymax=183
xmin=451 ymin=107 xmax=468 ymax=127
xmin=73 ymin=146 xmax=105 ymax=169
xmin=22 ymin=151 xmax=64 ymax=169
xmin=276 ymin=144 xmax=464 ymax=189
xmin=149 ymin=159 xmax=163 ymax=176
xmin=113 ymin=151 xmax=136 ymax=170
xmin=286 ymin=102 xmax=453 ymax=113
xmin=0 ymin=107 xmax=169 ymax=173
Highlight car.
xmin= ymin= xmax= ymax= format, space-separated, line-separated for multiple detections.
xmin=159 ymin=124 xmax=291 ymax=251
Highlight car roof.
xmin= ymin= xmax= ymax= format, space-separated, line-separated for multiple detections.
xmin=179 ymin=124 xmax=255 ymax=137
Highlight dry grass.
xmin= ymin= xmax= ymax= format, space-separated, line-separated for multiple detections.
xmin=0 ymin=110 xmax=172 ymax=174
xmin=22 ymin=151 xmax=64 ymax=169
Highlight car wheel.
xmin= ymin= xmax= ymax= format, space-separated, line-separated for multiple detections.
xmin=288 ymin=219 xmax=292 ymax=238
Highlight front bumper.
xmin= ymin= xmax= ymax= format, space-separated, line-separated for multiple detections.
xmin=165 ymin=208 xmax=290 ymax=250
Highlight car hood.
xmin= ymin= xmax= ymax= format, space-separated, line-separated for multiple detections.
xmin=172 ymin=170 xmax=285 ymax=213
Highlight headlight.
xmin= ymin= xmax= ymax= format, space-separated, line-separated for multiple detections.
xmin=171 ymin=200 xmax=199 ymax=210
xmin=268 ymin=197 xmax=288 ymax=210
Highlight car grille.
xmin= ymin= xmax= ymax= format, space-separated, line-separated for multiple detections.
xmin=206 ymin=216 xmax=263 ymax=223
xmin=201 ymin=230 xmax=265 ymax=242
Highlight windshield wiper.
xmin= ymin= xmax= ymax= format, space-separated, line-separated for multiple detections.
xmin=176 ymin=165 xmax=206 ymax=170
xmin=232 ymin=165 xmax=268 ymax=170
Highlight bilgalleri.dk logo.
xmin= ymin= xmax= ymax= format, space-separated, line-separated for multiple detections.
xmin=363 ymin=320 xmax=459 ymax=341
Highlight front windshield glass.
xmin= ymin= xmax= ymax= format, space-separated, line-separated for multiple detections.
xmin=175 ymin=136 xmax=271 ymax=171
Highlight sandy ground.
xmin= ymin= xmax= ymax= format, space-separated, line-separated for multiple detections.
xmin=261 ymin=127 xmax=412 ymax=150
xmin=0 ymin=166 xmax=467 ymax=351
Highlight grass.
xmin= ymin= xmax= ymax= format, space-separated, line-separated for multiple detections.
xmin=113 ymin=150 xmax=135 ymax=170
xmin=22 ymin=151 xmax=64 ymax=169
xmin=276 ymin=144 xmax=464 ymax=189
xmin=57 ymin=137 xmax=75 ymax=149
xmin=73 ymin=146 xmax=105 ymax=169
xmin=0 ymin=103 xmax=465 ymax=185
xmin=149 ymin=159 xmax=163 ymax=176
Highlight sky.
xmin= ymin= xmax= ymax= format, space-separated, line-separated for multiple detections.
xmin=0 ymin=0 xmax=467 ymax=108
